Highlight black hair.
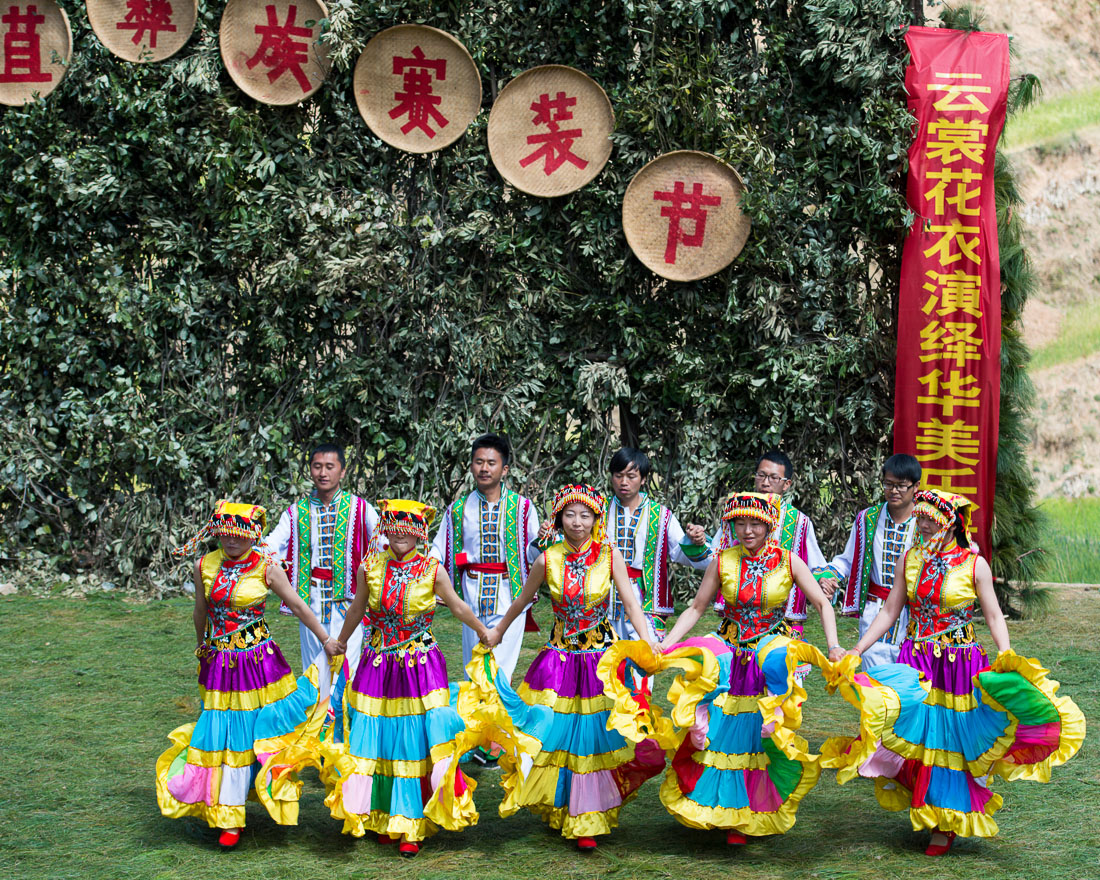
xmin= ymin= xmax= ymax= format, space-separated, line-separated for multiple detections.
xmin=608 ymin=447 xmax=651 ymax=479
xmin=953 ymin=515 xmax=970 ymax=549
xmin=882 ymin=453 xmax=921 ymax=485
xmin=471 ymin=433 xmax=511 ymax=466
xmin=756 ymin=450 xmax=793 ymax=480
xmin=310 ymin=443 xmax=345 ymax=467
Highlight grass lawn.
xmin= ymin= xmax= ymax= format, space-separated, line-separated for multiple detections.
xmin=1039 ymin=497 xmax=1100 ymax=583
xmin=1003 ymin=83 xmax=1100 ymax=151
xmin=1 ymin=591 xmax=1096 ymax=880
xmin=1029 ymin=298 xmax=1100 ymax=372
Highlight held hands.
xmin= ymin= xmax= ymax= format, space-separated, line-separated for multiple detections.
xmin=819 ymin=577 xmax=840 ymax=600
xmin=685 ymin=523 xmax=707 ymax=545
xmin=323 ymin=636 xmax=345 ymax=657
xmin=482 ymin=626 xmax=504 ymax=649
xmin=827 ymin=645 xmax=847 ymax=663
xmin=844 ymin=646 xmax=863 ymax=659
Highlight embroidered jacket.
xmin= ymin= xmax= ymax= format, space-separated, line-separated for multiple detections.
xmin=715 ymin=544 xmax=795 ymax=645
xmin=605 ymin=493 xmax=709 ymax=618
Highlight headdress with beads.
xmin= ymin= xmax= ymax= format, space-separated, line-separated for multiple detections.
xmin=378 ymin=498 xmax=435 ymax=542
xmin=551 ymin=483 xmax=607 ymax=543
xmin=722 ymin=492 xmax=781 ymax=528
xmin=716 ymin=492 xmax=780 ymax=550
xmin=173 ymin=500 xmax=267 ymax=556
xmin=913 ymin=488 xmax=973 ymax=551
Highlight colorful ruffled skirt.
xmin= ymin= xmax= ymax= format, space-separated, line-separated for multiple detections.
xmin=156 ymin=635 xmax=327 ymax=829
xmin=822 ymin=642 xmax=1085 ymax=837
xmin=321 ymin=638 xmax=477 ymax=842
xmin=650 ymin=633 xmax=827 ymax=835
xmin=458 ymin=642 xmax=664 ymax=839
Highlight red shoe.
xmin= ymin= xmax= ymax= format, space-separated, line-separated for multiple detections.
xmin=576 ymin=836 xmax=598 ymax=851
xmin=726 ymin=831 xmax=747 ymax=846
xmin=377 ymin=834 xmax=395 ymax=845
xmin=925 ymin=831 xmax=956 ymax=856
xmin=399 ymin=840 xmax=420 ymax=858
xmin=217 ymin=828 xmax=241 ymax=849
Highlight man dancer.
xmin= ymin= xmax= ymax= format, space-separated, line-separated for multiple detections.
xmin=431 ymin=433 xmax=541 ymax=685
xmin=605 ymin=448 xmax=710 ymax=641
xmin=818 ymin=454 xmax=921 ymax=667
xmin=265 ymin=443 xmax=379 ymax=738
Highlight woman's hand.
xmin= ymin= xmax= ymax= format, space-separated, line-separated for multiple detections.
xmin=844 ymin=646 xmax=862 ymax=659
xmin=827 ymin=645 xmax=846 ymax=663
xmin=483 ymin=626 xmax=503 ymax=649
xmin=323 ymin=636 xmax=344 ymax=657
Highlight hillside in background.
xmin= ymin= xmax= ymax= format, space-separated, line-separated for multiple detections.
xmin=987 ymin=0 xmax=1100 ymax=501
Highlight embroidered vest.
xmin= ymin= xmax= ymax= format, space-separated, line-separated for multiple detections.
xmin=904 ymin=546 xmax=979 ymax=642
xmin=606 ymin=495 xmax=670 ymax=614
xmin=362 ymin=550 xmax=440 ymax=650
xmin=200 ymin=549 xmax=268 ymax=639
xmin=288 ymin=490 xmax=358 ymax=602
xmin=543 ymin=540 xmax=613 ymax=639
xmin=449 ymin=488 xmax=528 ymax=600
xmin=840 ymin=504 xmax=884 ymax=616
xmin=716 ymin=544 xmax=794 ymax=644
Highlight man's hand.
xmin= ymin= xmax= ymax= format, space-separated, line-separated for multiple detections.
xmin=819 ymin=576 xmax=840 ymax=600
xmin=537 ymin=519 xmax=555 ymax=543
xmin=685 ymin=523 xmax=706 ymax=545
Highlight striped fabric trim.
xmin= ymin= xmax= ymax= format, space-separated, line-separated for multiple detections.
xmin=345 ymin=686 xmax=451 ymax=717
xmin=197 ymin=674 xmax=296 ymax=711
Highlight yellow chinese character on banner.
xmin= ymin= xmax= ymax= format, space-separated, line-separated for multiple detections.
xmin=922 ymin=219 xmax=981 ymax=266
xmin=919 ymin=320 xmax=984 ymax=367
xmin=922 ymin=467 xmax=979 ymax=497
xmin=915 ymin=417 xmax=981 ymax=465
xmin=926 ymin=118 xmax=989 ymax=165
xmin=927 ymin=74 xmax=991 ymax=113
xmin=922 ymin=269 xmax=982 ymax=318
xmin=917 ymin=369 xmax=981 ymax=416
xmin=924 ymin=166 xmax=982 ymax=216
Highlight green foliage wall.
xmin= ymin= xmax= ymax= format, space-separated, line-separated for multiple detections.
xmin=0 ymin=0 xmax=1038 ymax=607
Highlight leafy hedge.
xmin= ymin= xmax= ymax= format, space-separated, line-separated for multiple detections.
xmin=0 ymin=1 xmax=1043 ymax=609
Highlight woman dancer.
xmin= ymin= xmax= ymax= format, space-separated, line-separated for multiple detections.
xmin=157 ymin=500 xmax=339 ymax=849
xmin=322 ymin=499 xmax=487 ymax=857
xmin=827 ymin=489 xmax=1084 ymax=855
xmin=477 ymin=483 xmax=663 ymax=851
xmin=654 ymin=492 xmax=845 ymax=844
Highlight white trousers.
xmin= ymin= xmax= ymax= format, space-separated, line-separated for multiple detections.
xmin=298 ymin=597 xmax=364 ymax=742
xmin=858 ymin=597 xmax=910 ymax=668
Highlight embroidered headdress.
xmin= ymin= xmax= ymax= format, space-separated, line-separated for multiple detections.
xmin=173 ymin=500 xmax=267 ymax=556
xmin=722 ymin=492 xmax=781 ymax=528
xmin=378 ymin=498 xmax=435 ymax=541
xmin=716 ymin=492 xmax=780 ymax=550
xmin=913 ymin=488 xmax=973 ymax=552
xmin=552 ymin=483 xmax=607 ymax=542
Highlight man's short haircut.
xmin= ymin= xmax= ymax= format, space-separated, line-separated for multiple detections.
xmin=310 ymin=443 xmax=345 ymax=467
xmin=608 ymin=447 xmax=651 ymax=479
xmin=756 ymin=449 xmax=793 ymax=480
xmin=471 ymin=433 xmax=512 ymax=466
xmin=882 ymin=453 xmax=921 ymax=485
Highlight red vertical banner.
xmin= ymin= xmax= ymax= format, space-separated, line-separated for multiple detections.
xmin=894 ymin=26 xmax=1010 ymax=555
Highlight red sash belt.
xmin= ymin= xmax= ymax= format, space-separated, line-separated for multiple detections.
xmin=626 ymin=566 xmax=644 ymax=580
xmin=454 ymin=552 xmax=509 ymax=575
xmin=867 ymin=582 xmax=891 ymax=601
xmin=311 ymin=567 xmax=334 ymax=581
